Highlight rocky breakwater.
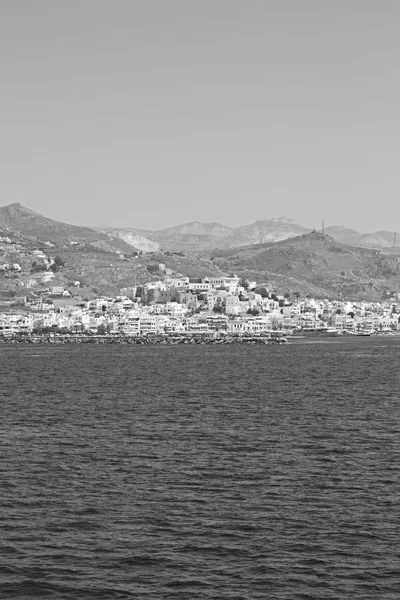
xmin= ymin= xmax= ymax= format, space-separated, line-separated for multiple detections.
xmin=0 ymin=333 xmax=287 ymax=345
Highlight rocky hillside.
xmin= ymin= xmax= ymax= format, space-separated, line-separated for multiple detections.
xmin=0 ymin=219 xmax=221 ymax=301
xmin=3 ymin=204 xmax=400 ymax=301
xmin=211 ymin=231 xmax=400 ymax=300
xmin=0 ymin=203 xmax=136 ymax=254
xmin=103 ymin=228 xmax=161 ymax=252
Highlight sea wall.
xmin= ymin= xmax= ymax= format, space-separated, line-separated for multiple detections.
xmin=0 ymin=333 xmax=286 ymax=345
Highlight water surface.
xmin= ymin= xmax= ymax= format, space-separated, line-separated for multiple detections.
xmin=1 ymin=339 xmax=400 ymax=599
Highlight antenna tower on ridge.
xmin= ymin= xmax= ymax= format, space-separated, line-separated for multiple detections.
xmin=322 ymin=220 xmax=325 ymax=235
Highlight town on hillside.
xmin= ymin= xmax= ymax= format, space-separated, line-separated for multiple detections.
xmin=2 ymin=224 xmax=400 ymax=339
xmin=1 ymin=269 xmax=400 ymax=338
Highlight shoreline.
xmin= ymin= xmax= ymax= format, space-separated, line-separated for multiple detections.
xmin=0 ymin=333 xmax=285 ymax=345
xmin=1 ymin=331 xmax=400 ymax=345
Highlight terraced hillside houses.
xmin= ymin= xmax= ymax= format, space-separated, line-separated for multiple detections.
xmin=1 ymin=274 xmax=400 ymax=337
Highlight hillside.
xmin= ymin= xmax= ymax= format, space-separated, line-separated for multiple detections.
xmin=3 ymin=204 xmax=400 ymax=301
xmin=0 ymin=203 xmax=135 ymax=254
xmin=324 ymin=226 xmax=363 ymax=245
xmin=211 ymin=231 xmax=400 ymax=300
xmin=358 ymin=231 xmax=399 ymax=249
xmin=103 ymin=228 xmax=161 ymax=252
xmin=325 ymin=225 xmax=399 ymax=250
xmin=0 ymin=218 xmax=221 ymax=301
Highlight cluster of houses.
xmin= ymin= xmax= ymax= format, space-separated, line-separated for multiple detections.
xmin=1 ymin=235 xmax=46 ymax=277
xmin=0 ymin=233 xmax=76 ymax=295
xmin=1 ymin=273 xmax=400 ymax=337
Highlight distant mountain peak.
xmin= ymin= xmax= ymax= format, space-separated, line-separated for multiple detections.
xmin=269 ymin=217 xmax=296 ymax=224
xmin=249 ymin=217 xmax=300 ymax=228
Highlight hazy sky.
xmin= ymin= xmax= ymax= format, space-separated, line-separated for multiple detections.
xmin=1 ymin=1 xmax=400 ymax=232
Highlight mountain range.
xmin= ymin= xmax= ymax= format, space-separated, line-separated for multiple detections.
xmin=2 ymin=203 xmax=397 ymax=254
xmin=100 ymin=219 xmax=399 ymax=253
xmin=99 ymin=218 xmax=310 ymax=252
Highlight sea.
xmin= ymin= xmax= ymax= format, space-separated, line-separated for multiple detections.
xmin=1 ymin=337 xmax=400 ymax=600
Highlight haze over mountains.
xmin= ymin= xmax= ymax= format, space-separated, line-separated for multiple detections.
xmin=101 ymin=218 xmax=399 ymax=253
xmin=324 ymin=226 xmax=399 ymax=250
xmin=98 ymin=218 xmax=310 ymax=252
xmin=1 ymin=203 xmax=399 ymax=254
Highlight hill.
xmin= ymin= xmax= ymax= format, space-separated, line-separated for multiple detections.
xmin=325 ymin=225 xmax=399 ymax=250
xmin=0 ymin=210 xmax=222 ymax=300
xmin=211 ymin=231 xmax=400 ymax=300
xmin=324 ymin=226 xmax=363 ymax=245
xmin=3 ymin=204 xmax=400 ymax=301
xmin=0 ymin=203 xmax=136 ymax=254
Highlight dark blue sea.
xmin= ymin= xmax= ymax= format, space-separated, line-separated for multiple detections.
xmin=1 ymin=338 xmax=400 ymax=599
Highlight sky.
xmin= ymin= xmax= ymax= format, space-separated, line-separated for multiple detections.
xmin=1 ymin=0 xmax=400 ymax=232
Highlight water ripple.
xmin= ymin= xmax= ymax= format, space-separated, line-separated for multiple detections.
xmin=1 ymin=340 xmax=400 ymax=599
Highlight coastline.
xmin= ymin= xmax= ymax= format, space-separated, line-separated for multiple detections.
xmin=2 ymin=331 xmax=399 ymax=345
xmin=0 ymin=333 xmax=285 ymax=345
